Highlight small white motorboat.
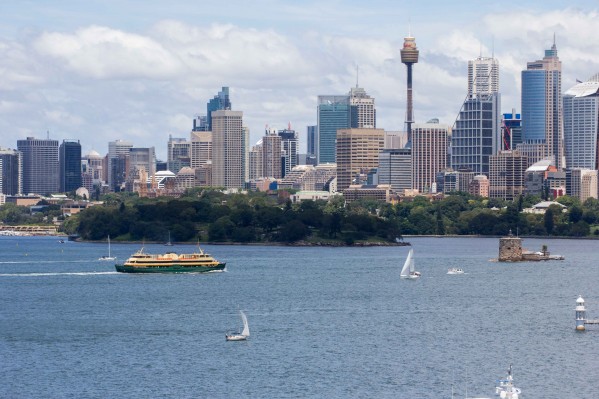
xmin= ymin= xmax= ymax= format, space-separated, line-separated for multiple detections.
xmin=447 ymin=268 xmax=464 ymax=275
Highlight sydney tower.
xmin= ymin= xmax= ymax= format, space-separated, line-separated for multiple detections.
xmin=400 ymin=33 xmax=419 ymax=146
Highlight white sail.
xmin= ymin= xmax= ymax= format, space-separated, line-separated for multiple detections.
xmin=240 ymin=310 xmax=250 ymax=337
xmin=400 ymin=249 xmax=413 ymax=277
xmin=99 ymin=235 xmax=116 ymax=261
xmin=108 ymin=235 xmax=111 ymax=257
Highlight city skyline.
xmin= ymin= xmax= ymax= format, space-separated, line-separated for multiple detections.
xmin=1 ymin=1 xmax=599 ymax=159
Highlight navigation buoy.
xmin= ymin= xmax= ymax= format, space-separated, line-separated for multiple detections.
xmin=576 ymin=295 xmax=586 ymax=331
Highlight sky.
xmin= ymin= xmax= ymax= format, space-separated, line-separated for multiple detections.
xmin=1 ymin=1 xmax=598 ymax=160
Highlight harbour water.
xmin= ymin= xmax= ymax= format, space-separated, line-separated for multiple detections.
xmin=1 ymin=236 xmax=598 ymax=398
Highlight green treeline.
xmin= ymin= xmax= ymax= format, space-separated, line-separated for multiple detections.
xmin=4 ymin=189 xmax=599 ymax=243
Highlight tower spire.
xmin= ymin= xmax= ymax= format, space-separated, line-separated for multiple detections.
xmin=356 ymin=64 xmax=359 ymax=88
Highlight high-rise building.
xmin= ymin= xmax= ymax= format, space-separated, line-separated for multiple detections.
xmin=249 ymin=140 xmax=263 ymax=180
xmin=400 ymin=32 xmax=419 ymax=144
xmin=452 ymin=54 xmax=501 ymax=176
xmin=502 ymin=111 xmax=522 ymax=150
xmin=489 ymin=150 xmax=528 ymax=200
xmin=127 ymin=147 xmax=156 ymax=191
xmin=316 ymin=95 xmax=350 ymax=164
xmin=108 ymin=140 xmax=133 ymax=191
xmin=335 ymin=128 xmax=384 ymax=191
xmin=566 ymin=169 xmax=598 ymax=202
xmin=278 ymin=126 xmax=298 ymax=178
xmin=59 ymin=140 xmax=82 ymax=193
xmin=211 ymin=109 xmax=244 ymax=188
xmin=563 ymin=74 xmax=599 ymax=170
xmin=262 ymin=129 xmax=282 ymax=179
xmin=349 ymin=86 xmax=376 ymax=128
xmin=206 ymin=87 xmax=231 ymax=131
xmin=411 ymin=122 xmax=448 ymax=193
xmin=17 ymin=137 xmax=59 ymax=195
xmin=0 ymin=148 xmax=22 ymax=195
xmin=468 ymin=56 xmax=499 ymax=97
xmin=190 ymin=131 xmax=212 ymax=168
xmin=167 ymin=136 xmax=191 ymax=174
xmin=81 ymin=150 xmax=104 ymax=193
xmin=378 ymin=148 xmax=412 ymax=194
xmin=307 ymin=125 xmax=316 ymax=156
xmin=521 ymin=39 xmax=563 ymax=168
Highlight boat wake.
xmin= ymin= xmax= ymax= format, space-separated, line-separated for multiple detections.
xmin=0 ymin=260 xmax=94 ymax=264
xmin=0 ymin=271 xmax=120 ymax=277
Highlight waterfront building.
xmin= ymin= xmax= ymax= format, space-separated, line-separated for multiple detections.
xmin=0 ymin=148 xmax=22 ymax=195
xmin=59 ymin=140 xmax=82 ymax=193
xmin=412 ymin=122 xmax=448 ymax=193
xmin=378 ymin=148 xmax=411 ymax=194
xmin=521 ymin=39 xmax=563 ymax=168
xmin=211 ymin=109 xmax=244 ymax=189
xmin=17 ymin=136 xmax=59 ymax=195
xmin=335 ymin=128 xmax=385 ymax=191
xmin=489 ymin=150 xmax=528 ymax=200
xmin=563 ymin=74 xmax=599 ymax=170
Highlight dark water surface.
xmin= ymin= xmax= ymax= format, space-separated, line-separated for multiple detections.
xmin=1 ymin=236 xmax=598 ymax=398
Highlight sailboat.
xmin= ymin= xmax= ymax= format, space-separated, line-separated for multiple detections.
xmin=98 ymin=235 xmax=116 ymax=261
xmin=164 ymin=231 xmax=173 ymax=246
xmin=400 ymin=249 xmax=420 ymax=279
xmin=226 ymin=310 xmax=250 ymax=341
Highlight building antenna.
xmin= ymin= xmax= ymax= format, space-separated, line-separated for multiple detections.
xmin=492 ymin=35 xmax=495 ymax=58
xmin=46 ymin=129 xmax=50 ymax=139
xmin=356 ymin=64 xmax=359 ymax=88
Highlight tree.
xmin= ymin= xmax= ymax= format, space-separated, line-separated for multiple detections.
xmin=279 ymin=220 xmax=310 ymax=242
xmin=544 ymin=208 xmax=554 ymax=235
xmin=568 ymin=205 xmax=583 ymax=223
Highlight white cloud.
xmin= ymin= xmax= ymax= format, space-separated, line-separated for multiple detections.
xmin=33 ymin=25 xmax=182 ymax=79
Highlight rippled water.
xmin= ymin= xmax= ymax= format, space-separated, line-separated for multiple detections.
xmin=1 ymin=236 xmax=598 ymax=398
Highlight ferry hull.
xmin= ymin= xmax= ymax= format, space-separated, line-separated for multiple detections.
xmin=115 ymin=263 xmax=226 ymax=273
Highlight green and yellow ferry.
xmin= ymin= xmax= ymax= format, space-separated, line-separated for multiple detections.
xmin=115 ymin=245 xmax=226 ymax=273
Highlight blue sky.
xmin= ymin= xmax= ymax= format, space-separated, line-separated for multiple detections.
xmin=1 ymin=1 xmax=598 ymax=159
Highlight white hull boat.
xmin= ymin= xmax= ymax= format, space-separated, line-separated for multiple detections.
xmin=400 ymin=249 xmax=420 ymax=279
xmin=226 ymin=310 xmax=250 ymax=341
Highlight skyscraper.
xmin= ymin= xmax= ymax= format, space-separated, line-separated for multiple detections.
xmin=521 ymin=39 xmax=563 ymax=168
xmin=262 ymin=129 xmax=282 ymax=179
xmin=206 ymin=87 xmax=231 ymax=131
xmin=349 ymin=86 xmax=376 ymax=128
xmin=411 ymin=122 xmax=448 ymax=193
xmin=108 ymin=140 xmax=133 ymax=191
xmin=563 ymin=74 xmax=599 ymax=170
xmin=400 ymin=32 xmax=419 ymax=144
xmin=59 ymin=140 xmax=82 ymax=193
xmin=468 ymin=56 xmax=499 ymax=97
xmin=451 ymin=55 xmax=501 ymax=175
xmin=335 ymin=128 xmax=384 ymax=191
xmin=190 ymin=131 xmax=212 ymax=168
xmin=167 ymin=136 xmax=191 ymax=174
xmin=278 ymin=126 xmax=298 ymax=178
xmin=378 ymin=148 xmax=412 ymax=194
xmin=211 ymin=109 xmax=244 ymax=188
xmin=0 ymin=148 xmax=22 ymax=195
xmin=306 ymin=125 xmax=316 ymax=157
xmin=316 ymin=95 xmax=350 ymax=164
xmin=17 ymin=137 xmax=59 ymax=195
xmin=489 ymin=150 xmax=528 ymax=200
